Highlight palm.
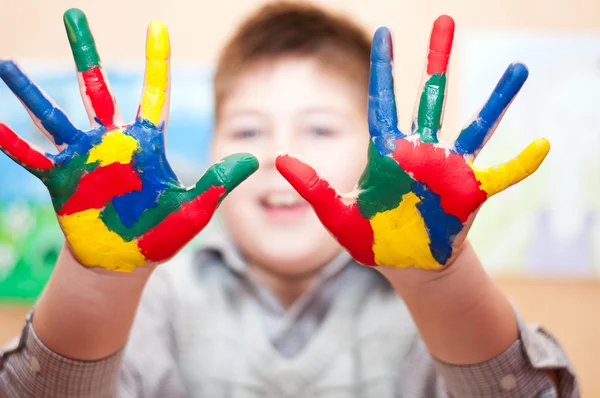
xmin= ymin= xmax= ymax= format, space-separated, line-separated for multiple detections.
xmin=277 ymin=16 xmax=549 ymax=270
xmin=0 ymin=9 xmax=257 ymax=272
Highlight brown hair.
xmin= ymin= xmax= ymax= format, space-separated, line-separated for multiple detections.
xmin=213 ymin=1 xmax=372 ymax=122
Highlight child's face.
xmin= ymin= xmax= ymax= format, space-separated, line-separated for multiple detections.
xmin=213 ymin=57 xmax=368 ymax=276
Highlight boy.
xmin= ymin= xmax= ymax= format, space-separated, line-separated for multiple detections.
xmin=0 ymin=2 xmax=578 ymax=397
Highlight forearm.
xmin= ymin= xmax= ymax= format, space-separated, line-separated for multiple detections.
xmin=32 ymin=244 xmax=154 ymax=360
xmin=379 ymin=240 xmax=518 ymax=365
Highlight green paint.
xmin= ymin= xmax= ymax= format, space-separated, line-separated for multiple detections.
xmin=416 ymin=73 xmax=446 ymax=143
xmin=40 ymin=153 xmax=98 ymax=211
xmin=101 ymin=192 xmax=187 ymax=241
xmin=356 ymin=141 xmax=413 ymax=219
xmin=64 ymin=9 xmax=101 ymax=72
xmin=212 ymin=153 xmax=259 ymax=192
xmin=101 ymin=153 xmax=258 ymax=240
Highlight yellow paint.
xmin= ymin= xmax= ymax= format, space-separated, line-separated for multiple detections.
xmin=472 ymin=138 xmax=550 ymax=197
xmin=87 ymin=130 xmax=138 ymax=166
xmin=59 ymin=209 xmax=146 ymax=272
xmin=140 ymin=20 xmax=169 ymax=125
xmin=371 ymin=192 xmax=441 ymax=270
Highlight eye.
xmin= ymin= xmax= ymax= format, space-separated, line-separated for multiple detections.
xmin=231 ymin=128 xmax=261 ymax=140
xmin=310 ymin=127 xmax=335 ymax=137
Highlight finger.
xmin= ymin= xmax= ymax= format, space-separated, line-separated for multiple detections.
xmin=276 ymin=154 xmax=335 ymax=204
xmin=0 ymin=60 xmax=81 ymax=146
xmin=137 ymin=153 xmax=259 ymax=263
xmin=411 ymin=15 xmax=454 ymax=143
xmin=195 ymin=152 xmax=259 ymax=193
xmin=276 ymin=155 xmax=376 ymax=265
xmin=369 ymin=27 xmax=404 ymax=155
xmin=472 ymin=138 xmax=550 ymax=197
xmin=0 ymin=122 xmax=53 ymax=175
xmin=64 ymin=8 xmax=122 ymax=129
xmin=455 ymin=62 xmax=529 ymax=157
xmin=137 ymin=185 xmax=224 ymax=263
xmin=137 ymin=20 xmax=171 ymax=129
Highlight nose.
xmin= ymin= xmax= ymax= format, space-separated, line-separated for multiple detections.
xmin=263 ymin=127 xmax=295 ymax=169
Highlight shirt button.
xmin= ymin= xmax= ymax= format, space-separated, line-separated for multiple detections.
xmin=29 ymin=355 xmax=41 ymax=373
xmin=500 ymin=374 xmax=517 ymax=391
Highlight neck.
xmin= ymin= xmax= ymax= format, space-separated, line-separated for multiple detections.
xmin=248 ymin=262 xmax=321 ymax=309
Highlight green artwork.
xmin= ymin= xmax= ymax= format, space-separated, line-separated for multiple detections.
xmin=0 ymin=203 xmax=61 ymax=300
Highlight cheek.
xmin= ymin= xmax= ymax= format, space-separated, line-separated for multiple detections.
xmin=219 ymin=172 xmax=257 ymax=218
xmin=306 ymin=140 xmax=368 ymax=192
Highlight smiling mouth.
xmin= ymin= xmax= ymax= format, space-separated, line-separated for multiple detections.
xmin=259 ymin=192 xmax=310 ymax=221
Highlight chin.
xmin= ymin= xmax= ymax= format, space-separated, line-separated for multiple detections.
xmin=242 ymin=235 xmax=342 ymax=277
xmin=222 ymin=202 xmax=343 ymax=275
xmin=254 ymin=250 xmax=333 ymax=278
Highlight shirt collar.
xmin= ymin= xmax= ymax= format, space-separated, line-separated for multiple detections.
xmin=197 ymin=224 xmax=248 ymax=273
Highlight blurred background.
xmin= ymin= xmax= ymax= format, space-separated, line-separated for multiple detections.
xmin=0 ymin=0 xmax=598 ymax=395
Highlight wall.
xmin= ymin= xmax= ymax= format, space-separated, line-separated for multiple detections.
xmin=0 ymin=0 xmax=599 ymax=396
xmin=1 ymin=0 xmax=599 ymax=136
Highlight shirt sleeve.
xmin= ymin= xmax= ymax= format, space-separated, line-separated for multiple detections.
xmin=0 ymin=265 xmax=186 ymax=398
xmin=433 ymin=313 xmax=579 ymax=398
xmin=0 ymin=315 xmax=125 ymax=398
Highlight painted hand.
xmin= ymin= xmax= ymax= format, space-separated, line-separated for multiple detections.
xmin=276 ymin=16 xmax=549 ymax=270
xmin=0 ymin=9 xmax=257 ymax=272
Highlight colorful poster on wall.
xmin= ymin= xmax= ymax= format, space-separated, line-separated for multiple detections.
xmin=460 ymin=32 xmax=600 ymax=278
xmin=0 ymin=62 xmax=214 ymax=300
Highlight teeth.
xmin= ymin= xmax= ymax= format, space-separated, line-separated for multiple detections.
xmin=264 ymin=192 xmax=302 ymax=207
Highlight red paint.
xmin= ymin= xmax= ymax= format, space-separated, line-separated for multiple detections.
xmin=82 ymin=66 xmax=115 ymax=128
xmin=427 ymin=15 xmax=455 ymax=75
xmin=138 ymin=185 xmax=226 ymax=262
xmin=0 ymin=123 xmax=53 ymax=170
xmin=58 ymin=163 xmax=142 ymax=216
xmin=391 ymin=140 xmax=486 ymax=223
xmin=276 ymin=155 xmax=376 ymax=266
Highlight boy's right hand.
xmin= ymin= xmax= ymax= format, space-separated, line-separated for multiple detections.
xmin=0 ymin=9 xmax=258 ymax=272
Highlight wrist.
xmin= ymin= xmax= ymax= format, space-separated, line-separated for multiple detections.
xmin=378 ymin=240 xmax=518 ymax=364
xmin=39 ymin=244 xmax=154 ymax=315
xmin=62 ymin=242 xmax=156 ymax=286
xmin=377 ymin=239 xmax=472 ymax=298
xmin=32 ymin=244 xmax=154 ymax=360
xmin=378 ymin=240 xmax=502 ymax=323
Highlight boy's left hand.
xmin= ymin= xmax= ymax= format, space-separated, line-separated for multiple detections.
xmin=277 ymin=16 xmax=549 ymax=270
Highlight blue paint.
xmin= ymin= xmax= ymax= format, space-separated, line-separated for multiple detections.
xmin=52 ymin=128 xmax=103 ymax=165
xmin=412 ymin=182 xmax=463 ymax=265
xmin=369 ymin=27 xmax=405 ymax=156
xmin=455 ymin=62 xmax=528 ymax=155
xmin=112 ymin=179 xmax=166 ymax=227
xmin=111 ymin=118 xmax=179 ymax=227
xmin=0 ymin=60 xmax=83 ymax=146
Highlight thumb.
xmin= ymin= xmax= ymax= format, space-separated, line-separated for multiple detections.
xmin=196 ymin=152 xmax=259 ymax=194
xmin=276 ymin=155 xmax=376 ymax=266
xmin=276 ymin=154 xmax=339 ymax=212
xmin=136 ymin=153 xmax=258 ymax=263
